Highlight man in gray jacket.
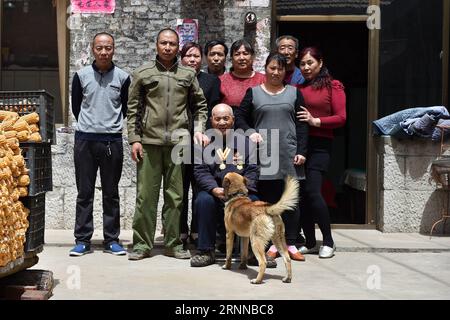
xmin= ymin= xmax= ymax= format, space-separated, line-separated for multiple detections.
xmin=70 ymin=32 xmax=130 ymax=257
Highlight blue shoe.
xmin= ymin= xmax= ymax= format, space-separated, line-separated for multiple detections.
xmin=104 ymin=242 xmax=126 ymax=256
xmin=69 ymin=244 xmax=92 ymax=256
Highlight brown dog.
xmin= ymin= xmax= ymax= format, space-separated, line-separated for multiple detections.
xmin=222 ymin=172 xmax=299 ymax=284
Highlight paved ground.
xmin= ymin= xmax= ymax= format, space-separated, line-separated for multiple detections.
xmin=28 ymin=229 xmax=450 ymax=300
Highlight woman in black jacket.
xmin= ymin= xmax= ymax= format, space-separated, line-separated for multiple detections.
xmin=180 ymin=42 xmax=221 ymax=246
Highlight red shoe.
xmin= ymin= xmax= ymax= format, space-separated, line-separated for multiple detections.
xmin=266 ymin=250 xmax=278 ymax=259
xmin=289 ymin=250 xmax=305 ymax=261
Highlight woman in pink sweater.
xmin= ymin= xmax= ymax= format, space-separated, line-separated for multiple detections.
xmin=219 ymin=39 xmax=265 ymax=109
xmin=296 ymin=46 xmax=346 ymax=259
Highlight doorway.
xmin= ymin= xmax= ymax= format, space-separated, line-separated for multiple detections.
xmin=277 ymin=21 xmax=369 ymax=224
xmin=0 ymin=0 xmax=62 ymax=123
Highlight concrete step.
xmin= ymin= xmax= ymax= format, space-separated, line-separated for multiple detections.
xmin=43 ymin=229 xmax=450 ymax=253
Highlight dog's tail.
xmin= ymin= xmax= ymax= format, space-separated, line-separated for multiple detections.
xmin=266 ymin=176 xmax=300 ymax=216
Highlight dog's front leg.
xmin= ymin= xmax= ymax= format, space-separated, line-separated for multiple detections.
xmin=222 ymin=231 xmax=234 ymax=270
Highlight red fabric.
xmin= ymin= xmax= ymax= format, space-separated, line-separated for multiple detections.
xmin=219 ymin=72 xmax=265 ymax=107
xmin=297 ymin=80 xmax=347 ymax=139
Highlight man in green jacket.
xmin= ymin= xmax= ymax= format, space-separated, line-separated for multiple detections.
xmin=127 ymin=28 xmax=208 ymax=260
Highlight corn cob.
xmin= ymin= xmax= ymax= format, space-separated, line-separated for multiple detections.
xmin=0 ymin=111 xmax=18 ymax=121
xmin=6 ymin=138 xmax=19 ymax=149
xmin=29 ymin=124 xmax=39 ymax=133
xmin=12 ymin=120 xmax=30 ymax=132
xmin=4 ymin=131 xmax=17 ymax=139
xmin=17 ymin=175 xmax=30 ymax=187
xmin=12 ymin=167 xmax=21 ymax=178
xmin=0 ymin=118 xmax=17 ymax=131
xmin=16 ymin=131 xmax=30 ymax=142
xmin=20 ymin=112 xmax=39 ymax=124
xmin=29 ymin=132 xmax=42 ymax=142
xmin=18 ymin=187 xmax=28 ymax=197
xmin=13 ymin=155 xmax=25 ymax=167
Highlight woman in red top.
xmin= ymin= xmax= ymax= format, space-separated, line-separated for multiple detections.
xmin=296 ymin=47 xmax=346 ymax=259
xmin=219 ymin=39 xmax=265 ymax=109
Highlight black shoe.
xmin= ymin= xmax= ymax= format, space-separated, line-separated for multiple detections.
xmin=190 ymin=250 xmax=216 ymax=267
xmin=247 ymin=254 xmax=277 ymax=268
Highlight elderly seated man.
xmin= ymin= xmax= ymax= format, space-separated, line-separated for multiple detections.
xmin=190 ymin=103 xmax=276 ymax=268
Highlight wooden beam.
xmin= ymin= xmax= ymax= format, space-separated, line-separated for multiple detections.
xmin=277 ymin=15 xmax=368 ymax=22
xmin=366 ymin=0 xmax=380 ymax=227
xmin=56 ymin=0 xmax=70 ymax=127
xmin=0 ymin=1 xmax=3 ymax=89
xmin=443 ymin=0 xmax=449 ymax=107
xmin=271 ymin=0 xmax=277 ymax=48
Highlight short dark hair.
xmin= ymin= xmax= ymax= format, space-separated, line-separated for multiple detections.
xmin=180 ymin=41 xmax=203 ymax=59
xmin=204 ymin=39 xmax=229 ymax=57
xmin=92 ymin=32 xmax=115 ymax=46
xmin=275 ymin=35 xmax=299 ymax=51
xmin=156 ymin=27 xmax=179 ymax=43
xmin=230 ymin=39 xmax=255 ymax=56
xmin=265 ymin=52 xmax=287 ymax=69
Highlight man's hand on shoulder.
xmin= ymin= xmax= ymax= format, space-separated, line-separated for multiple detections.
xmin=194 ymin=132 xmax=210 ymax=146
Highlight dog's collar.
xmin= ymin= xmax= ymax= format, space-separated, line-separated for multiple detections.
xmin=226 ymin=191 xmax=248 ymax=200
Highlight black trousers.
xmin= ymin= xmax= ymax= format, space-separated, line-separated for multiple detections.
xmin=258 ymin=179 xmax=300 ymax=246
xmin=74 ymin=139 xmax=123 ymax=245
xmin=300 ymin=137 xmax=334 ymax=248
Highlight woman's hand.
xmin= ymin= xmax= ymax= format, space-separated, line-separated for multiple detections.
xmin=297 ymin=106 xmax=321 ymax=127
xmin=249 ymin=132 xmax=264 ymax=144
xmin=293 ymin=154 xmax=306 ymax=166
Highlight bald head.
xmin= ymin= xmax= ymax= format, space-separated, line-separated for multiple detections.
xmin=212 ymin=103 xmax=233 ymax=117
xmin=211 ymin=103 xmax=234 ymax=135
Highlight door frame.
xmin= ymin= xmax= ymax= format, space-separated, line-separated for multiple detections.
xmin=0 ymin=1 xmax=3 ymax=88
xmin=275 ymin=2 xmax=380 ymax=229
xmin=443 ymin=0 xmax=449 ymax=107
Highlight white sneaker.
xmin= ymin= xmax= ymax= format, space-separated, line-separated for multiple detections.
xmin=298 ymin=244 xmax=320 ymax=254
xmin=319 ymin=244 xmax=336 ymax=258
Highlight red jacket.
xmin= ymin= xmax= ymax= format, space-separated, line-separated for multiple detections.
xmin=298 ymin=80 xmax=346 ymax=139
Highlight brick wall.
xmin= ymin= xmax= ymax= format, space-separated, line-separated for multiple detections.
xmin=377 ymin=136 xmax=450 ymax=234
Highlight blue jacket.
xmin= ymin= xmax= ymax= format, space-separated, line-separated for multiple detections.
xmin=372 ymin=106 xmax=449 ymax=137
xmin=286 ymin=67 xmax=305 ymax=85
xmin=193 ymin=132 xmax=259 ymax=194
